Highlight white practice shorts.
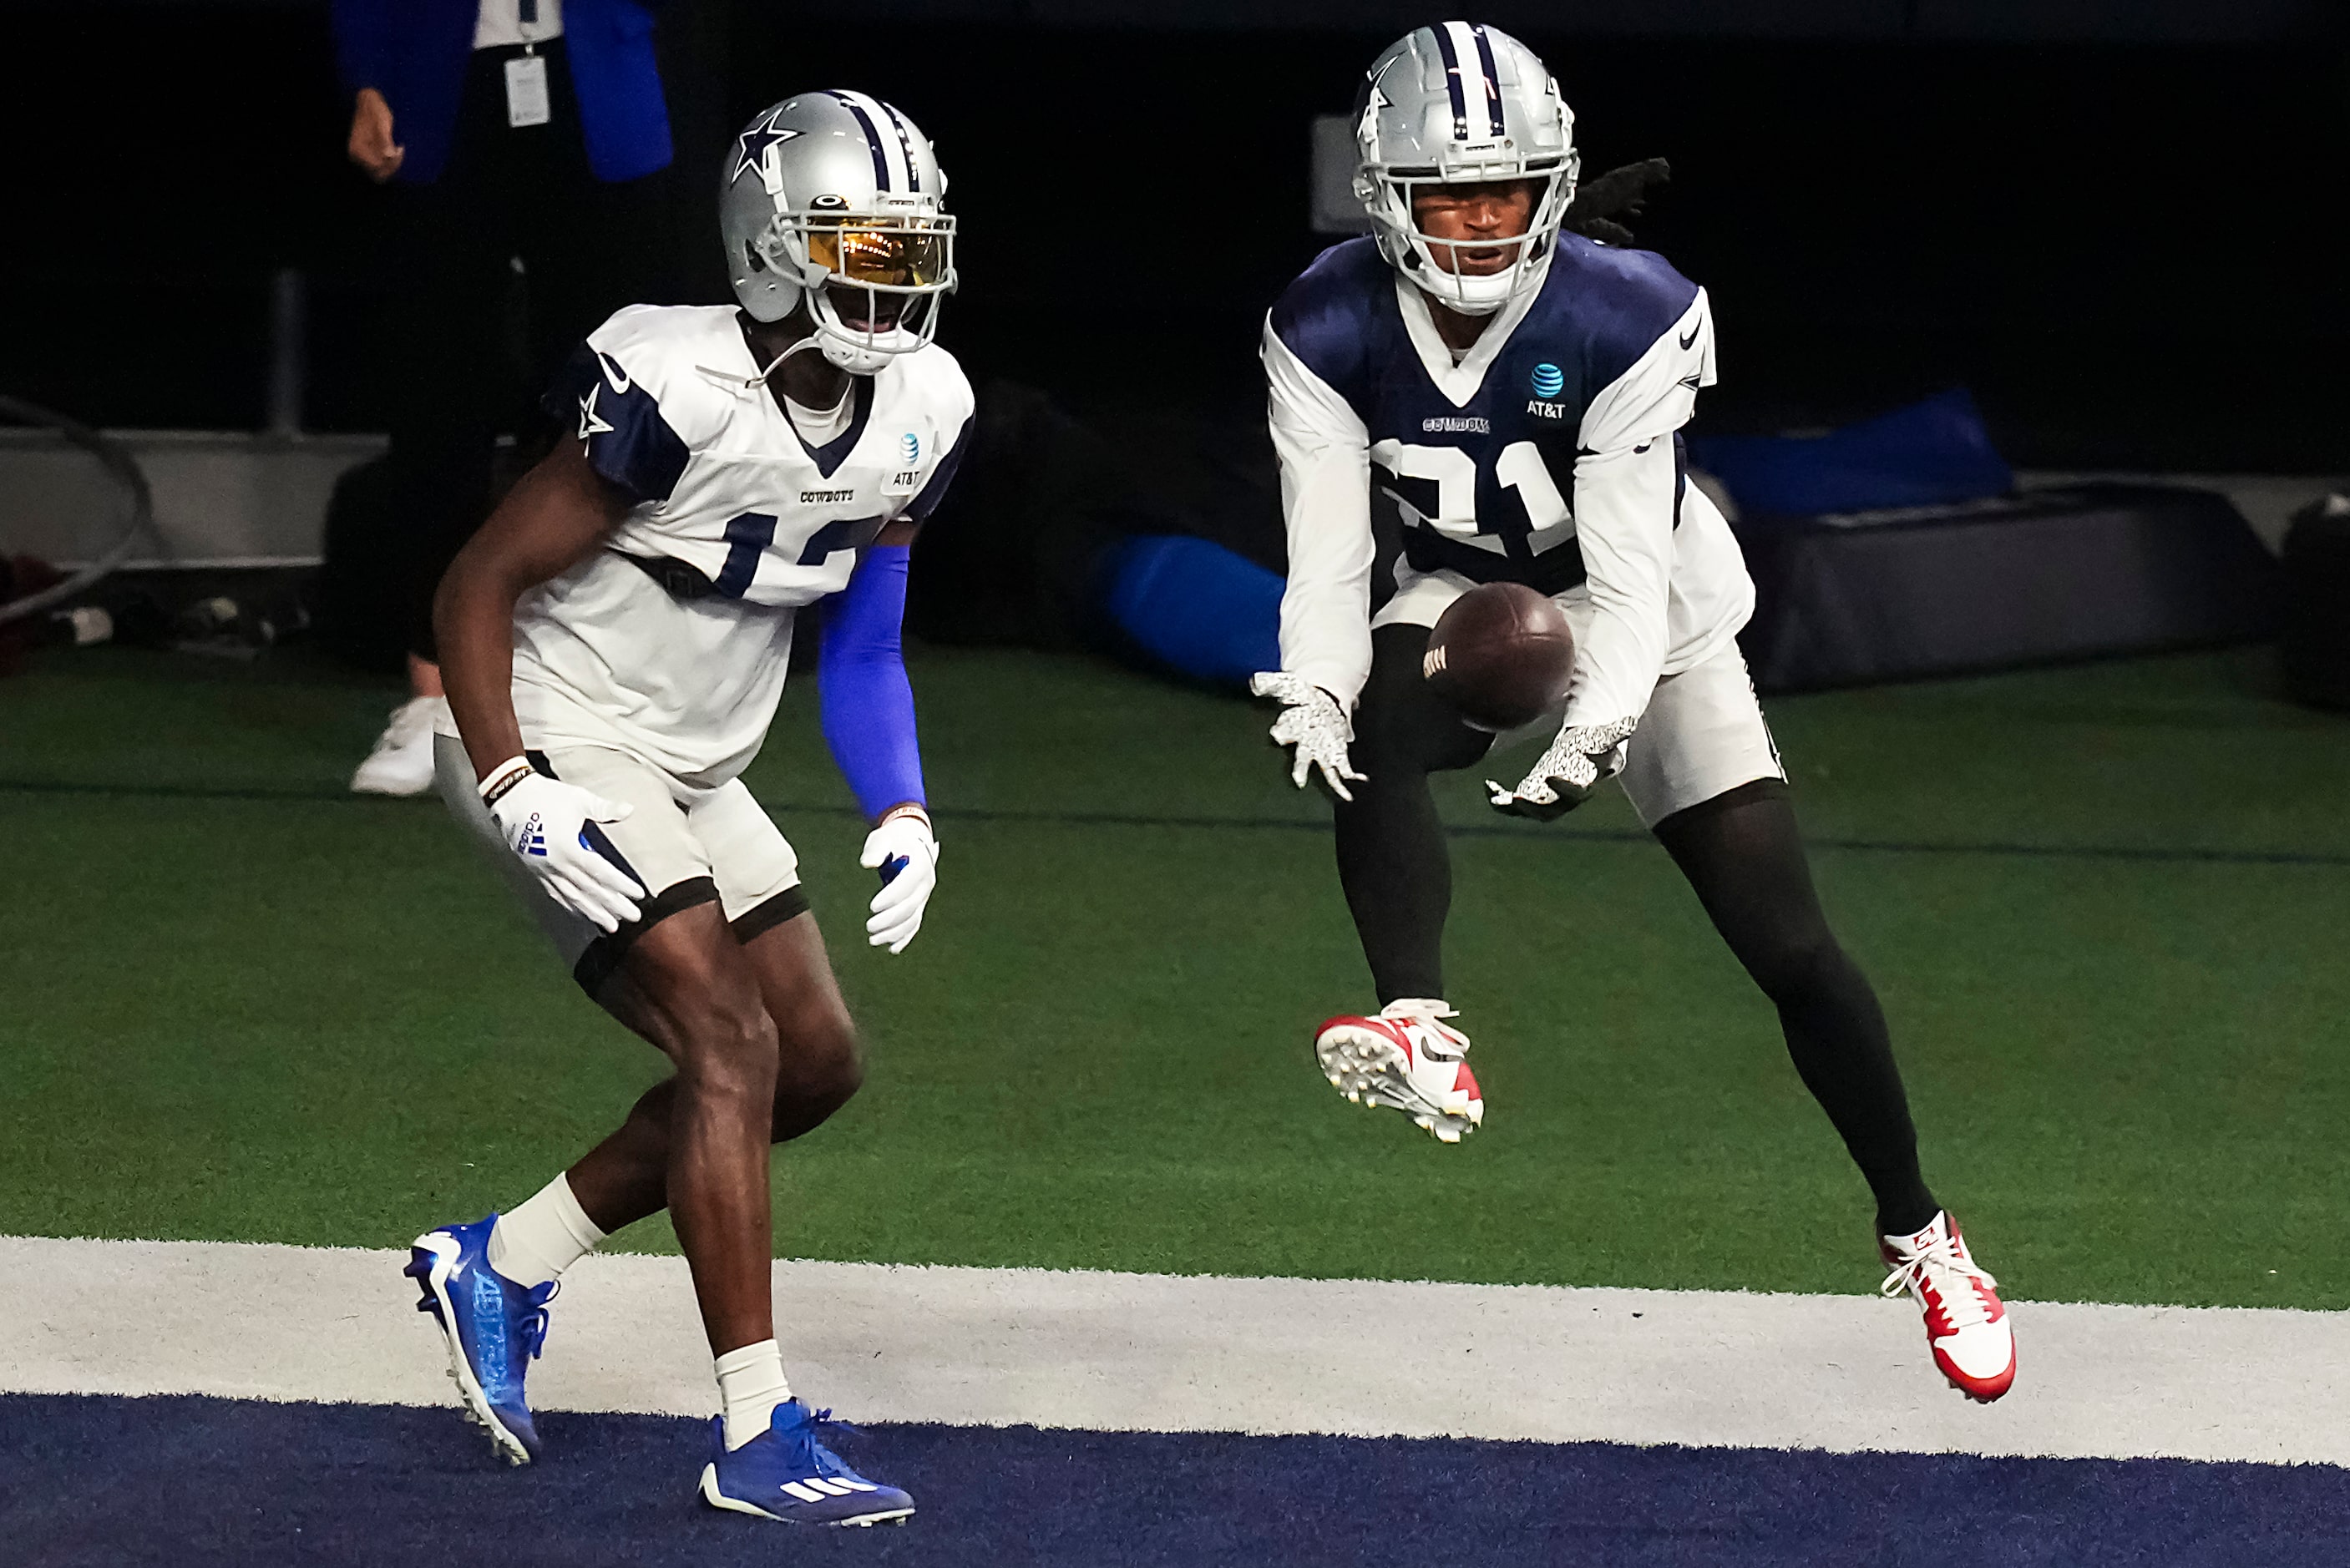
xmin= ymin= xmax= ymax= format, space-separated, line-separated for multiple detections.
xmin=435 ymin=735 xmax=806 ymax=993
xmin=1609 ymin=642 xmax=1788 ymax=827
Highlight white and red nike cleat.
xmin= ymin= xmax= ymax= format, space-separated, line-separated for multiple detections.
xmin=1314 ymin=999 xmax=1483 ymax=1143
xmin=1879 ymin=1211 xmax=2015 ymax=1402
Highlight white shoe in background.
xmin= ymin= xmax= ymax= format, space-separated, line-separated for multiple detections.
xmin=352 ymin=695 xmax=449 ymax=797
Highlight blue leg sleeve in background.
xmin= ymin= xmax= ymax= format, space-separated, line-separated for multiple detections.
xmin=1100 ymin=535 xmax=1284 ymax=690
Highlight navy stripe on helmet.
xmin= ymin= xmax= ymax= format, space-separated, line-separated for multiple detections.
xmin=1471 ymin=26 xmax=1507 ymax=137
xmin=829 ymin=92 xmax=891 ymax=191
xmin=880 ymin=102 xmax=923 ymax=194
xmin=1427 ymin=25 xmax=1469 ymax=140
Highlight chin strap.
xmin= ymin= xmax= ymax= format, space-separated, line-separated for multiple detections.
xmin=748 ymin=334 xmax=831 ymax=388
xmin=808 ymin=297 xmax=918 ymax=375
xmin=1407 ymin=238 xmax=1553 ymax=318
xmin=696 ymin=333 xmax=830 ymax=398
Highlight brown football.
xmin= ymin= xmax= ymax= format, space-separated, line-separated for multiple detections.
xmin=1423 ymin=582 xmax=1576 ymax=732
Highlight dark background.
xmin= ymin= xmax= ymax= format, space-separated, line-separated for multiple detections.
xmin=0 ymin=0 xmax=2342 ymax=470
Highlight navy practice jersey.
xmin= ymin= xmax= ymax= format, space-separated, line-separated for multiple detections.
xmin=1262 ymin=235 xmax=1754 ymax=729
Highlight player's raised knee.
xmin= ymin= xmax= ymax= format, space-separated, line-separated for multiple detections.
xmin=772 ymin=1014 xmax=863 ymax=1137
xmin=805 ymin=1014 xmax=864 ymax=1104
xmin=772 ymin=1058 xmax=863 ymax=1140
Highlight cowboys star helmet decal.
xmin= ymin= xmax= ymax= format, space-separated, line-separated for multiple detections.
xmin=731 ymin=104 xmax=803 ymax=185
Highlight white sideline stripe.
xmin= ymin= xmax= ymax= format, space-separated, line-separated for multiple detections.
xmin=3 ymin=1236 xmax=2344 ymax=1467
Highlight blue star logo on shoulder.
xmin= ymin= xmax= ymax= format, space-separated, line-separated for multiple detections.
xmin=1530 ymin=362 xmax=1565 ymax=398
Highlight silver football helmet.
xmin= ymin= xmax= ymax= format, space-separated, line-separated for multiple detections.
xmin=720 ymin=91 xmax=957 ymax=374
xmin=1352 ymin=23 xmax=1578 ymax=316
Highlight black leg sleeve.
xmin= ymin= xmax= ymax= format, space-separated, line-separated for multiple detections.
xmin=1653 ymin=781 xmax=1940 ymax=1236
xmin=1332 ymin=623 xmax=1497 ymax=1005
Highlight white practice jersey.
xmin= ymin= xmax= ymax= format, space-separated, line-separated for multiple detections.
xmin=1263 ymin=235 xmax=1754 ymax=732
xmin=505 ymin=303 xmax=973 ymax=786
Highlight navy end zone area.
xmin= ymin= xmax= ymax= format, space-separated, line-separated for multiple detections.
xmin=13 ymin=1398 xmax=2348 ymax=1568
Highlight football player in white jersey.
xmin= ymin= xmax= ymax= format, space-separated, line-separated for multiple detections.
xmin=400 ymin=93 xmax=971 ymax=1525
xmin=1253 ymin=24 xmax=2013 ymax=1404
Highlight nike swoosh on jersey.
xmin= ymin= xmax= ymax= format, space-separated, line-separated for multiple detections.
xmin=599 ymin=354 xmax=633 ymax=394
xmin=1678 ymin=322 xmax=1701 ymax=351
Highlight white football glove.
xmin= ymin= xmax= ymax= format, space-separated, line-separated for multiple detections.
xmin=1486 ymin=716 xmax=1640 ymax=821
xmin=860 ymin=807 xmax=939 ymax=954
xmin=479 ymin=759 xmax=646 ymax=933
xmin=1249 ymin=671 xmax=1365 ymax=802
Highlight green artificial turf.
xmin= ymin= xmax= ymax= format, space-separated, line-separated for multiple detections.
xmin=2 ymin=642 xmax=2346 ymax=1308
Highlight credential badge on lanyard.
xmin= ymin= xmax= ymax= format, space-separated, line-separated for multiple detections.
xmin=504 ymin=21 xmax=551 ymax=130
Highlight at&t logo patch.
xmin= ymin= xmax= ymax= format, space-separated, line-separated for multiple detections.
xmin=1529 ymin=362 xmax=1564 ymax=398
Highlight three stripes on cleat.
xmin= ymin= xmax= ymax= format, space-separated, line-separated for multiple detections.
xmin=777 ymin=1476 xmax=884 ymax=1504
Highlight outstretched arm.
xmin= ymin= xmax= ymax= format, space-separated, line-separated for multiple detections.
xmin=1254 ymin=318 xmax=1376 ymax=801
xmin=1262 ymin=321 xmax=1378 ymax=709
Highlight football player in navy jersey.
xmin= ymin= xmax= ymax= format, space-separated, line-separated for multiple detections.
xmin=397 ymin=94 xmax=975 ymax=1523
xmin=1252 ymin=23 xmax=2014 ymax=1403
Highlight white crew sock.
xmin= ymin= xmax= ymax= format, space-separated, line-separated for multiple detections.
xmin=715 ymin=1339 xmax=793 ymax=1450
xmin=487 ymin=1173 xmax=606 ymax=1288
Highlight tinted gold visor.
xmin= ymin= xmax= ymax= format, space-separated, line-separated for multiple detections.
xmin=805 ymin=218 xmax=950 ymax=290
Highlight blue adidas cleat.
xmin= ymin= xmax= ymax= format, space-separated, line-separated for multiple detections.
xmin=698 ymin=1400 xmax=914 ymax=1527
xmin=403 ymin=1214 xmax=557 ymax=1465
